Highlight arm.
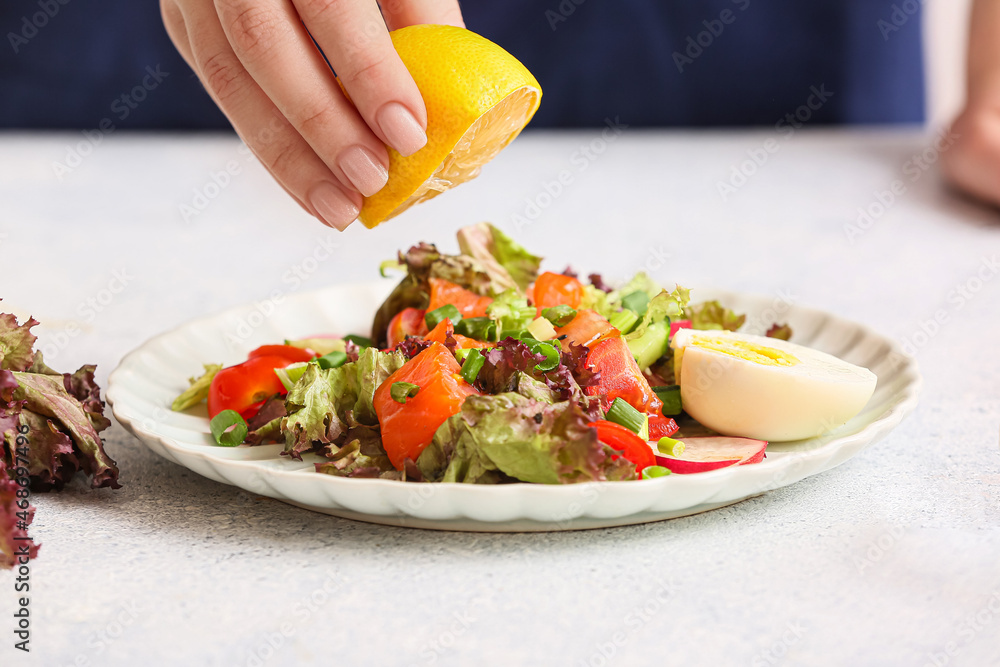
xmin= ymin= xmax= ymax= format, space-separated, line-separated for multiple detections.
xmin=160 ymin=0 xmax=465 ymax=230
xmin=942 ymin=0 xmax=1000 ymax=206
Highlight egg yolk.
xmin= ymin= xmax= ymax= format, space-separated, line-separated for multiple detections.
xmin=690 ymin=336 xmax=799 ymax=367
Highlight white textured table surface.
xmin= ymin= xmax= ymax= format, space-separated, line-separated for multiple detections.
xmin=1 ymin=128 xmax=999 ymax=667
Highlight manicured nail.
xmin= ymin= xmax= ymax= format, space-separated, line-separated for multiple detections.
xmin=376 ymin=102 xmax=427 ymax=156
xmin=337 ymin=145 xmax=388 ymax=197
xmin=309 ymin=182 xmax=359 ymax=230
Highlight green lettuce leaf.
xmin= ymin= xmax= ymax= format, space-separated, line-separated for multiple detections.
xmin=0 ymin=313 xmax=37 ymax=372
xmin=281 ymin=348 xmax=405 ymax=458
xmin=171 ymin=363 xmax=222 ymax=411
xmin=486 ymin=289 xmax=536 ymax=333
xmin=370 ymin=242 xmax=495 ymax=347
xmin=457 ymin=222 xmax=542 ymax=292
xmin=625 ymin=286 xmax=691 ymax=344
xmin=687 ymin=300 xmax=746 ymax=331
xmin=417 ymin=393 xmax=636 ymax=484
xmin=314 ymin=425 xmax=397 ymax=479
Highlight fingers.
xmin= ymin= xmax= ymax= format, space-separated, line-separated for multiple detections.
xmin=215 ymin=0 xmax=394 ymax=200
xmin=290 ymin=0 xmax=428 ymax=156
xmin=942 ymin=108 xmax=1000 ymax=208
xmin=380 ymin=0 xmax=465 ymax=31
xmin=180 ymin=0 xmax=361 ymax=228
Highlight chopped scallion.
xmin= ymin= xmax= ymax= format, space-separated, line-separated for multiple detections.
xmin=652 ymin=385 xmax=683 ymax=416
xmin=606 ymin=397 xmax=647 ymax=436
xmin=390 ymin=381 xmax=420 ymax=404
xmin=460 ymin=348 xmax=486 ymax=384
xmin=210 ymin=410 xmax=248 ymax=447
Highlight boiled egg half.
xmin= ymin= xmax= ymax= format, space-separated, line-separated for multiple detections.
xmin=670 ymin=329 xmax=877 ymax=441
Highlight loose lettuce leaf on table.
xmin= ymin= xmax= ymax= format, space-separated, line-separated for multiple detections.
xmin=9 ymin=371 xmax=119 ymax=489
xmin=0 ymin=458 xmax=40 ymax=570
xmin=0 ymin=313 xmax=37 ymax=372
xmin=417 ymin=393 xmax=636 ymax=484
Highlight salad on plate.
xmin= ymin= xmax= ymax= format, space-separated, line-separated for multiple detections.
xmin=172 ymin=223 xmax=877 ymax=485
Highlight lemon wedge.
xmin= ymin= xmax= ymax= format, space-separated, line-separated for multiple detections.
xmin=359 ymin=25 xmax=542 ymax=228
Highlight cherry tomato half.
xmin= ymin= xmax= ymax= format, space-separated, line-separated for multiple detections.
xmin=247 ymin=344 xmax=317 ymax=364
xmin=588 ymin=420 xmax=655 ymax=475
xmin=207 ymin=355 xmax=291 ymax=420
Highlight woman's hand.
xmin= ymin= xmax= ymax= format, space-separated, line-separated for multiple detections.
xmin=161 ymin=0 xmax=464 ymax=229
xmin=942 ymin=0 xmax=1000 ymax=209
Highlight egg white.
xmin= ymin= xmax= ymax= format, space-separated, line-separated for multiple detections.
xmin=671 ymin=329 xmax=878 ymax=441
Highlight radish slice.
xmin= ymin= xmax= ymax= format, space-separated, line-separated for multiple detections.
xmin=654 ymin=436 xmax=767 ymax=474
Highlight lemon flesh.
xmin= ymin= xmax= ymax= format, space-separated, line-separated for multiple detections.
xmin=359 ymin=26 xmax=542 ymax=228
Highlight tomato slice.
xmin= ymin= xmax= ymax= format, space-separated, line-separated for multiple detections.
xmin=555 ymin=309 xmax=619 ymax=348
xmin=588 ymin=420 xmax=654 ymax=475
xmin=648 ymin=415 xmax=680 ymax=440
xmin=584 ymin=337 xmax=663 ymax=414
xmin=427 ymin=278 xmax=492 ymax=318
xmin=207 ymin=355 xmax=291 ymax=420
xmin=373 ymin=343 xmax=480 ymax=469
xmin=387 ymin=307 xmax=428 ymax=349
xmin=247 ymin=344 xmax=318 ymax=363
xmin=533 ymin=272 xmax=584 ymax=310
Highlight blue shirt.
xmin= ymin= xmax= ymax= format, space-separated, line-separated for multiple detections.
xmin=0 ymin=0 xmax=924 ymax=129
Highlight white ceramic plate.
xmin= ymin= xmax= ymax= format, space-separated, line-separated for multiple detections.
xmin=107 ymin=281 xmax=921 ymax=532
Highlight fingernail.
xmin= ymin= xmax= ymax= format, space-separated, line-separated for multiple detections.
xmin=337 ymin=145 xmax=388 ymax=197
xmin=376 ymin=102 xmax=427 ymax=156
xmin=309 ymin=182 xmax=359 ymax=231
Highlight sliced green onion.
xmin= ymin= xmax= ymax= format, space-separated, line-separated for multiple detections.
xmin=621 ymin=291 xmax=650 ymax=317
xmin=453 ymin=348 xmax=473 ymax=363
xmin=608 ymin=308 xmax=640 ymax=335
xmin=379 ymin=259 xmax=404 ymax=277
xmin=657 ymin=436 xmax=686 ymax=458
xmin=315 ymin=350 xmax=348 ymax=370
xmin=524 ymin=339 xmax=560 ymax=372
xmin=210 ymin=410 xmax=248 ymax=447
xmin=454 ymin=316 xmax=496 ymax=341
xmin=425 ymin=304 xmax=462 ymax=330
xmin=499 ymin=328 xmax=528 ymax=341
xmin=343 ymin=334 xmax=372 ymax=349
xmin=541 ymin=305 xmax=577 ymax=327
xmin=390 ymin=381 xmax=420 ymax=404
xmin=606 ymin=397 xmax=647 ymax=436
xmin=460 ymin=348 xmax=486 ymax=384
xmin=652 ymin=385 xmax=683 ymax=416
xmin=274 ymin=361 xmax=310 ymax=391
xmin=641 ymin=465 xmax=671 ymax=480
